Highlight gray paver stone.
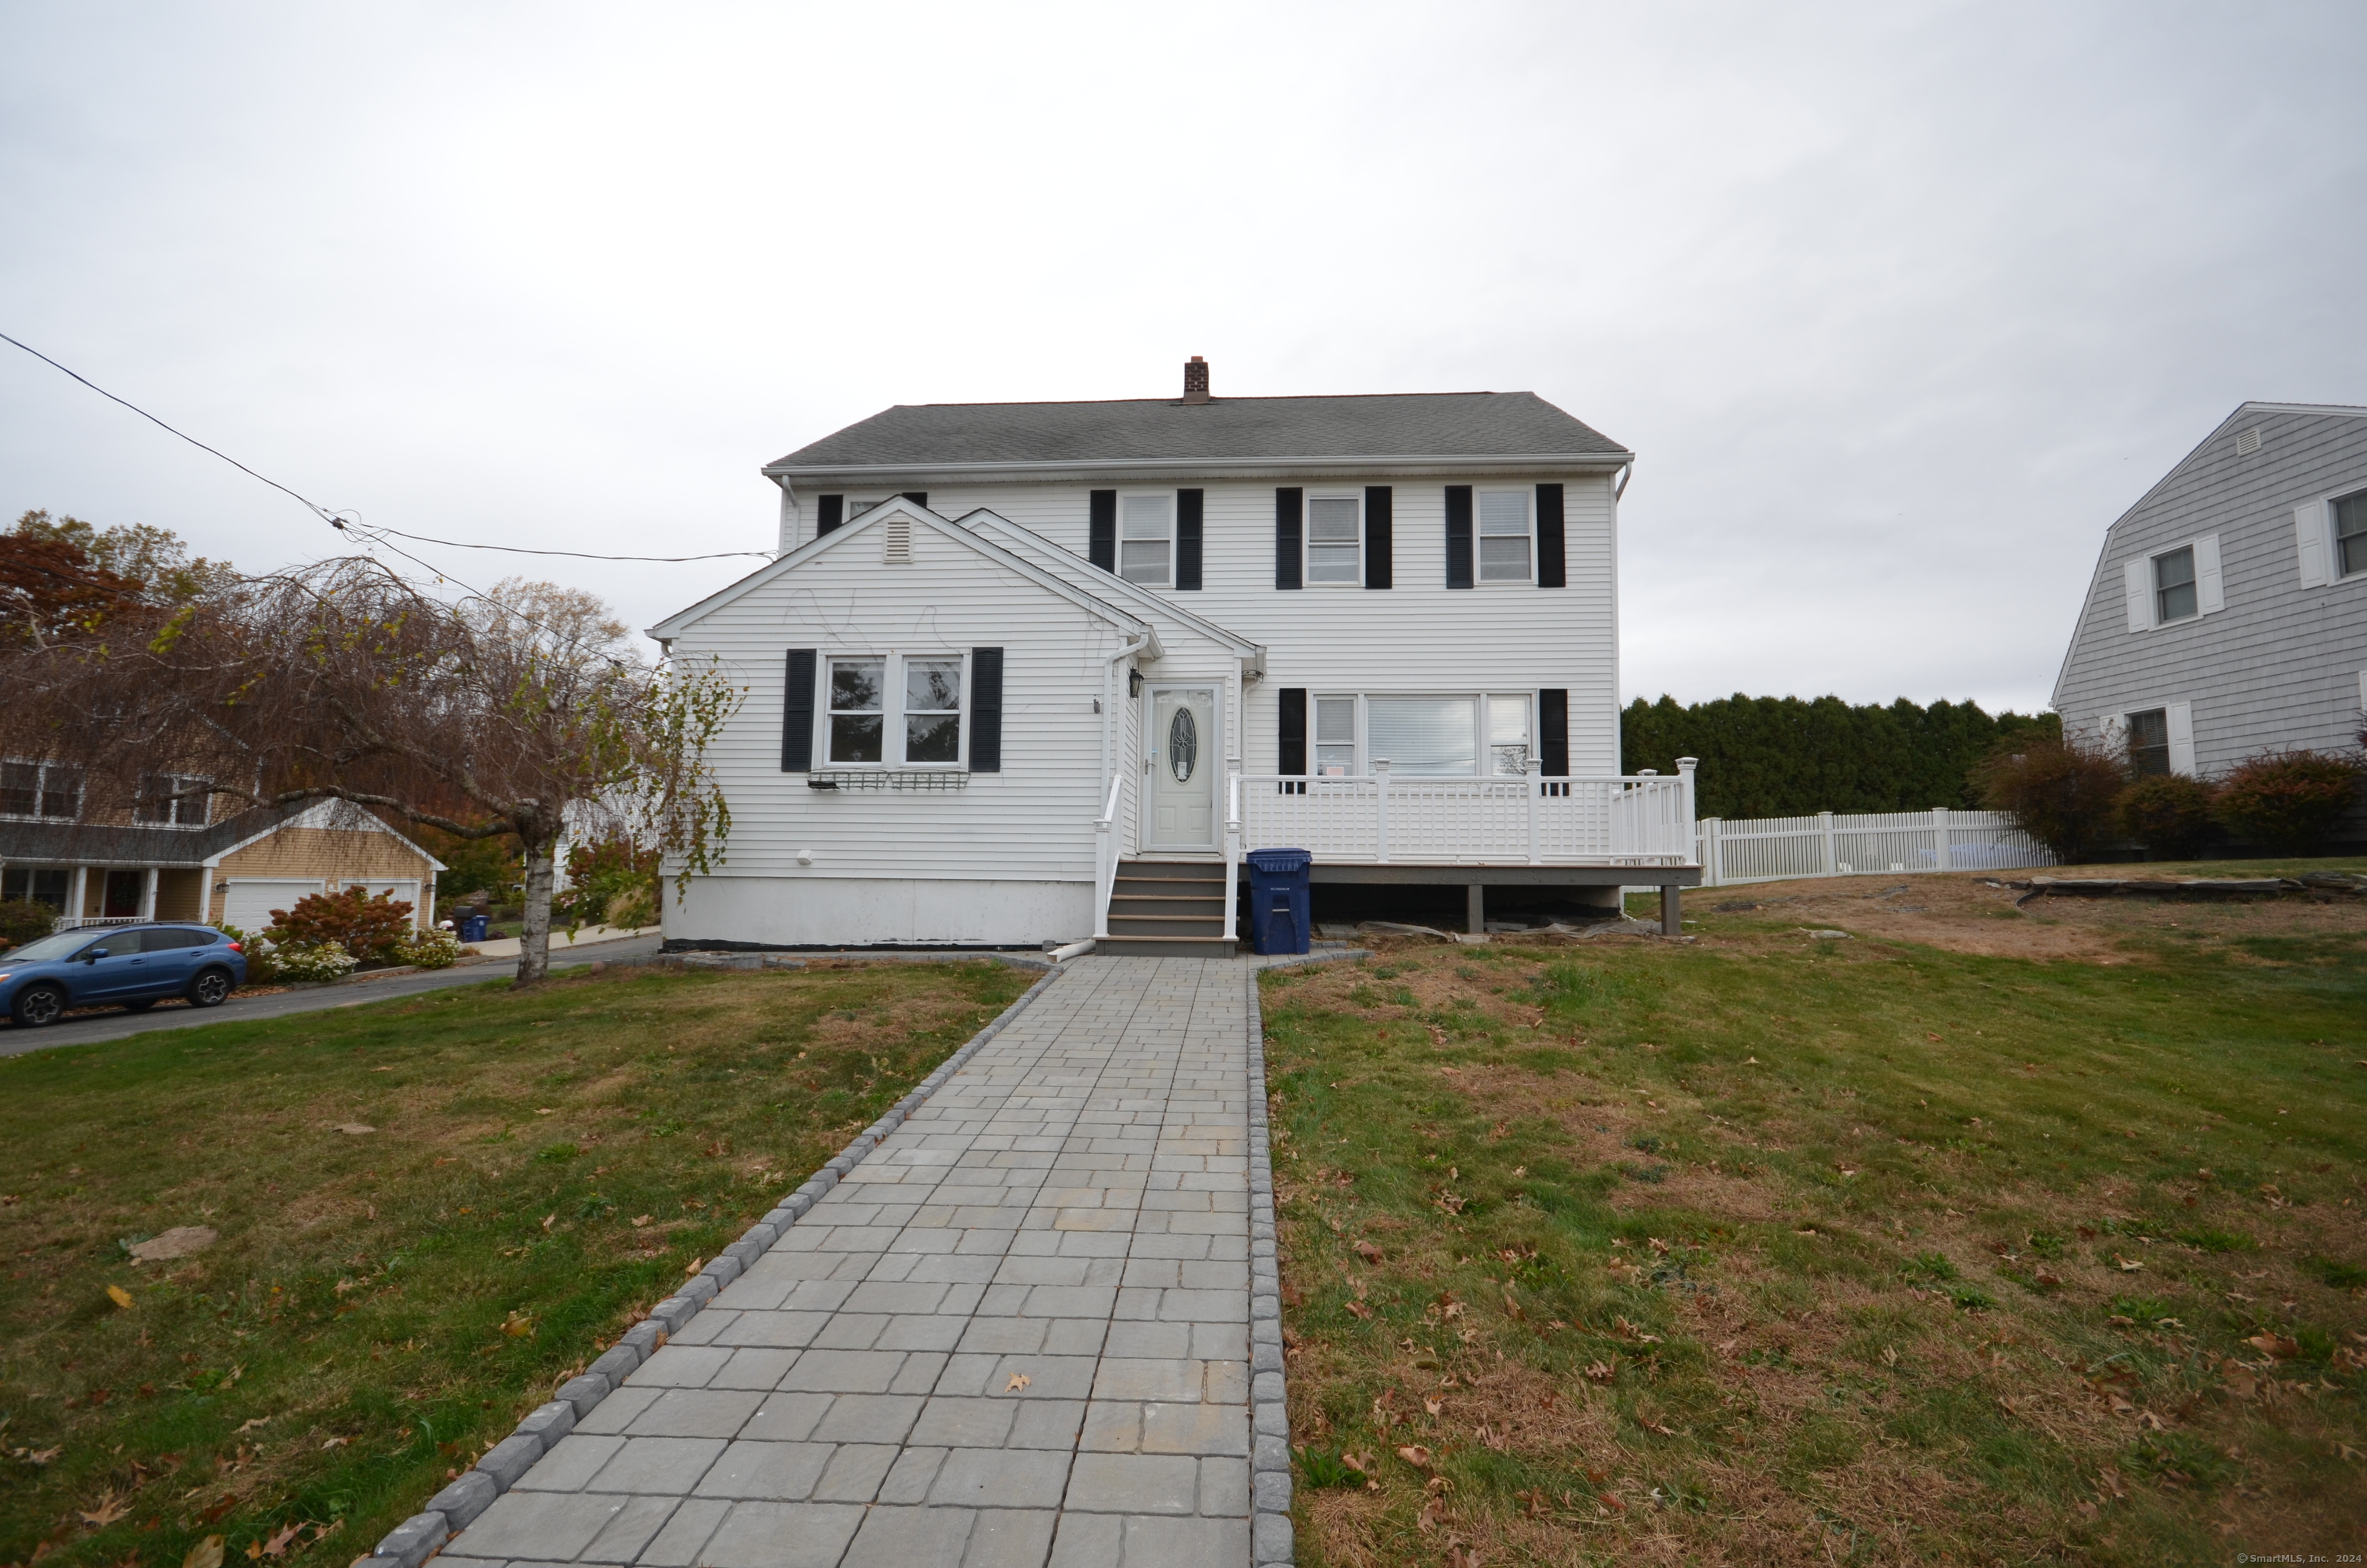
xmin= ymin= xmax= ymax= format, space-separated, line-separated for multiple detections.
xmin=841 ymin=1506 xmax=975 ymax=1568
xmin=554 ymin=1372 xmax=611 ymax=1418
xmin=682 ymin=1273 xmax=721 ymax=1306
xmin=371 ymin=1511 xmax=448 ymax=1568
xmin=1254 ymin=1509 xmax=1294 ymax=1564
xmin=588 ymin=1345 xmax=641 ymax=1384
xmin=476 ymin=1433 xmax=544 ymax=1489
xmin=703 ymin=1254 xmax=746 ymax=1289
xmin=514 ymin=1398 xmax=578 ymax=1448
xmin=649 ymin=1295 xmax=699 ymax=1334
xmin=1253 ymin=1435 xmax=1290 ymax=1473
xmin=425 ymin=1472 xmax=497 ymax=1529
xmin=1253 ymin=1469 xmax=1292 ymax=1513
xmin=620 ymin=1319 xmax=667 ymax=1358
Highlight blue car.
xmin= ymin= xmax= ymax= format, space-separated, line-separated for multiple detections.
xmin=0 ymin=923 xmax=248 ymax=1027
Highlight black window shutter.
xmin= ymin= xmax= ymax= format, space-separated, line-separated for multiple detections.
xmin=1279 ymin=688 xmax=1308 ymax=774
xmin=1089 ymin=490 xmax=1117 ymax=572
xmin=1364 ymin=485 xmax=1393 ymax=589
xmin=1445 ymin=485 xmax=1474 ymax=589
xmin=1536 ymin=483 xmax=1566 ymax=588
xmin=1275 ymin=488 xmax=1304 ymax=590
xmin=1176 ymin=489 xmax=1204 ymax=590
xmin=816 ymin=495 xmax=845 ymax=536
xmin=902 ymin=491 xmax=928 ymax=509
xmin=1539 ymin=689 xmax=1569 ymax=777
xmin=781 ymin=650 xmax=818 ymax=771
xmin=970 ymin=648 xmax=1003 ymax=773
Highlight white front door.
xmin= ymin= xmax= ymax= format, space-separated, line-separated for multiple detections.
xmin=1145 ymin=686 xmax=1218 ymax=851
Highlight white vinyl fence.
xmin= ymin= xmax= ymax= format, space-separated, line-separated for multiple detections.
xmin=1695 ymin=807 xmax=2054 ymax=888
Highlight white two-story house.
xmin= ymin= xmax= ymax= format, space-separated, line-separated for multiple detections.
xmin=650 ymin=361 xmax=1698 ymax=952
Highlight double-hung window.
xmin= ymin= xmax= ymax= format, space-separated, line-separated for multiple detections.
xmin=2153 ymin=546 xmax=2197 ymax=623
xmin=1120 ymin=495 xmax=1173 ymax=586
xmin=1314 ymin=697 xmax=1357 ymax=776
xmin=2338 ymin=492 xmax=2367 ymax=579
xmin=1477 ymin=490 xmax=1532 ymax=583
xmin=827 ymin=654 xmax=965 ymax=767
xmin=1 ymin=760 xmax=82 ymax=821
xmin=2126 ymin=708 xmax=2171 ymax=777
xmin=0 ymin=867 xmax=70 ymax=912
xmin=136 ymin=773 xmax=210 ymax=827
xmin=1305 ymin=495 xmax=1361 ymax=584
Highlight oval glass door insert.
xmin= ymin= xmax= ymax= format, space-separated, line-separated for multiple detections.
xmin=1167 ymin=707 xmax=1198 ymax=783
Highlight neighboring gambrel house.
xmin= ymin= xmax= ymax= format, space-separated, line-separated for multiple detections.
xmin=2053 ymin=402 xmax=2367 ymax=786
xmin=650 ymin=361 xmax=1700 ymax=952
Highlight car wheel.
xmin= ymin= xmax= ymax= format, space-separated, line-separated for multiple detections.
xmin=12 ymin=984 xmax=66 ymax=1028
xmin=186 ymin=969 xmax=233 ymax=1009
xmin=123 ymin=999 xmax=160 ymax=1012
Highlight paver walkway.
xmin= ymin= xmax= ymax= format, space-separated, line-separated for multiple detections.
xmin=442 ymin=955 xmax=1257 ymax=1567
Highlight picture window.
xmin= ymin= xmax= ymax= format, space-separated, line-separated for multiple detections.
xmin=1 ymin=868 xmax=70 ymax=912
xmin=1308 ymin=693 xmax=1536 ymax=777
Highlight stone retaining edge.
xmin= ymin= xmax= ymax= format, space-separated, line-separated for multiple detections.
xmin=358 ymin=957 xmax=1073 ymax=1567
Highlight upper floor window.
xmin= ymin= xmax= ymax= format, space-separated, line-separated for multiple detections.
xmin=2338 ymin=492 xmax=2367 ymax=578
xmin=1 ymin=760 xmax=81 ymax=821
xmin=136 ymin=773 xmax=211 ymax=828
xmin=1306 ymin=495 xmax=1361 ymax=584
xmin=1120 ymin=495 xmax=1173 ymax=586
xmin=826 ymin=653 xmax=965 ymax=767
xmin=1477 ymin=490 xmax=1532 ymax=582
xmin=2127 ymin=708 xmax=2171 ymax=777
xmin=2153 ymin=546 xmax=2197 ymax=623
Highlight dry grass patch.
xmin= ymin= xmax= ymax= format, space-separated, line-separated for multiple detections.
xmin=1264 ymin=867 xmax=2367 ymax=1564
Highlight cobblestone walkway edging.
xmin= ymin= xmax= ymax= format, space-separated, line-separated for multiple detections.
xmin=1242 ymin=965 xmax=1290 ymax=1567
xmin=358 ymin=963 xmax=1071 ymax=1568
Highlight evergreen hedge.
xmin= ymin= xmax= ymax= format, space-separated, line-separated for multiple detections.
xmin=1620 ymin=694 xmax=2060 ymax=821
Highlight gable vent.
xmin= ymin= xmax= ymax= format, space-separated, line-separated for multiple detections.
xmin=2236 ymin=427 xmax=2261 ymax=455
xmin=883 ymin=514 xmax=913 ymax=564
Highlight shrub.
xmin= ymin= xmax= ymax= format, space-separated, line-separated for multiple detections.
xmin=271 ymin=940 xmax=359 ymax=982
xmin=553 ymin=834 xmax=660 ymax=934
xmin=393 ymin=926 xmax=462 ymax=969
xmin=0 ymin=899 xmax=59 ymax=950
xmin=265 ymin=887 xmax=415 ymax=963
xmin=2112 ymin=774 xmax=2218 ymax=858
xmin=2211 ymin=749 xmax=2363 ymax=852
xmin=1971 ymin=737 xmax=2127 ymax=861
xmin=215 ymin=922 xmax=279 ymax=982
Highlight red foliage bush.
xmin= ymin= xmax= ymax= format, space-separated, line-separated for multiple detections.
xmin=265 ymin=887 xmax=415 ymax=962
xmin=2211 ymin=750 xmax=2363 ymax=853
xmin=1972 ymin=737 xmax=2128 ymax=861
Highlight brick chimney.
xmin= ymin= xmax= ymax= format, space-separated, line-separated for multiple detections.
xmin=1181 ymin=355 xmax=1210 ymax=405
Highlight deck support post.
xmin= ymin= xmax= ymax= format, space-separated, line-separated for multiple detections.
xmin=1467 ymin=884 xmax=1485 ymax=935
xmin=1660 ymin=884 xmax=1681 ymax=936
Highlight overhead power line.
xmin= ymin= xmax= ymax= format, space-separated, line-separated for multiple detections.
xmin=0 ymin=331 xmax=771 ymax=563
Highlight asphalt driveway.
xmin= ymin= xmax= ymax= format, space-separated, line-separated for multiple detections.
xmin=0 ymin=933 xmax=664 ymax=1056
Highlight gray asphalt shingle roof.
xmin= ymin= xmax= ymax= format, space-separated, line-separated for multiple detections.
xmin=766 ymin=391 xmax=1627 ymax=472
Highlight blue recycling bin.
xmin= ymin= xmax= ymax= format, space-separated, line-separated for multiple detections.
xmin=1244 ymin=848 xmax=1313 ymax=955
xmin=459 ymin=913 xmax=491 ymax=944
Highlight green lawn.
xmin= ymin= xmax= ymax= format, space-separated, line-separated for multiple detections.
xmin=1266 ymin=867 xmax=2366 ymax=1565
xmin=0 ymin=960 xmax=1031 ymax=1564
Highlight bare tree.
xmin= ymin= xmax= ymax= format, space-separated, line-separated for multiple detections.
xmin=1 ymin=557 xmax=740 ymax=983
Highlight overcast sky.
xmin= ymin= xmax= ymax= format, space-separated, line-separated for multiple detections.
xmin=3 ymin=2 xmax=2361 ymax=715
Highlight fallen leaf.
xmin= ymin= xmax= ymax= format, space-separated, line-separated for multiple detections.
xmin=106 ymin=1285 xmax=134 ymax=1310
xmin=79 ymin=1490 xmax=132 ymax=1528
xmin=257 ymin=1523 xmax=301 ymax=1559
xmin=631 ymin=1215 xmax=652 ymax=1227
xmin=1006 ymin=1372 xmax=1031 ymax=1392
xmin=2113 ymin=1255 xmax=2144 ymax=1272
xmin=1340 ymin=1451 xmax=1369 ymax=1473
xmin=183 ymin=1538 xmax=226 ymax=1568
xmin=1584 ymin=1361 xmax=1616 ymax=1382
xmin=536 ymin=1107 xmax=556 ymax=1115
xmin=502 ymin=1311 xmax=535 ymax=1338
xmin=1424 ymin=1395 xmax=1444 ymax=1416
xmin=541 ymin=1214 xmax=556 ymax=1232
xmin=1353 ymin=1240 xmax=1384 ymax=1264
xmin=682 ymin=1257 xmax=704 ymax=1277
xmin=2246 ymin=1333 xmax=2300 ymax=1360
xmin=235 ymin=1416 xmax=269 ymax=1433
xmin=1396 ymin=1444 xmax=1434 ymax=1469
xmin=1345 ymin=1300 xmax=1372 ymax=1320
xmin=335 ymin=1124 xmax=374 ymax=1136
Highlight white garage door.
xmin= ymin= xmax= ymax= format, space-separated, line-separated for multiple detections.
xmin=220 ymin=878 xmax=324 ymax=933
xmin=358 ymin=880 xmax=421 ymax=920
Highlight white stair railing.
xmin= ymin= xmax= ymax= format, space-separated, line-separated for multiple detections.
xmin=1093 ymin=773 xmax=1123 ymax=939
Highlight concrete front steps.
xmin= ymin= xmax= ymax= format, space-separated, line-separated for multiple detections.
xmin=1098 ymin=858 xmax=1237 ymax=957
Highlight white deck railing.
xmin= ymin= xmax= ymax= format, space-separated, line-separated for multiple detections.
xmin=1230 ymin=760 xmax=1697 ymax=868
xmin=55 ymin=915 xmax=143 ymax=932
xmin=1696 ymin=807 xmax=2054 ymax=886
